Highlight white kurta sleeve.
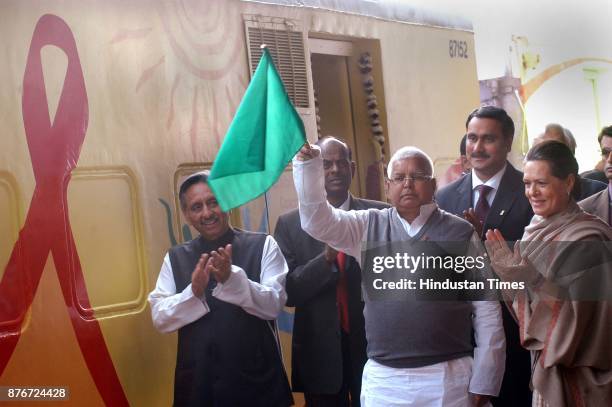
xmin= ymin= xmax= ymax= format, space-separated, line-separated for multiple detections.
xmin=148 ymin=254 xmax=210 ymax=334
xmin=469 ymin=300 xmax=506 ymax=396
xmin=293 ymin=155 xmax=369 ymax=261
xmin=212 ymin=235 xmax=287 ymax=320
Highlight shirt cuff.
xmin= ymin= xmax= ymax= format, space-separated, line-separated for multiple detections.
xmin=211 ymin=265 xmax=243 ymax=297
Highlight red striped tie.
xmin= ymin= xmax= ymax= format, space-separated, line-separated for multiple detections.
xmin=475 ymin=184 xmax=493 ymax=224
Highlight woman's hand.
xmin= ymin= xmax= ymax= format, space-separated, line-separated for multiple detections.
xmin=484 ymin=229 xmax=524 ymax=282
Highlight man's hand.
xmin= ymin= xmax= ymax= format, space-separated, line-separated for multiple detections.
xmin=463 ymin=207 xmax=483 ymax=236
xmin=324 ymin=244 xmax=338 ymax=263
xmin=210 ymin=244 xmax=233 ymax=284
xmin=295 ymin=142 xmax=320 ymax=161
xmin=469 ymin=393 xmax=491 ymax=407
xmin=191 ymin=253 xmax=211 ymax=297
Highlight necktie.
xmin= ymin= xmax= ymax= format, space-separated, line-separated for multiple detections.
xmin=336 ymin=251 xmax=350 ymax=333
xmin=474 ymin=184 xmax=493 ymax=225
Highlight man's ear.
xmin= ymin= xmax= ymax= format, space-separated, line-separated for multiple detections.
xmin=431 ymin=177 xmax=437 ymax=194
xmin=506 ymin=136 xmax=513 ymax=153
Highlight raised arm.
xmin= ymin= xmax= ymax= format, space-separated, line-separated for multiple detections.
xmin=293 ymin=144 xmax=369 ymax=260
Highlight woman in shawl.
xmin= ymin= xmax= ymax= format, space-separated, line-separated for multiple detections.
xmin=485 ymin=141 xmax=612 ymax=407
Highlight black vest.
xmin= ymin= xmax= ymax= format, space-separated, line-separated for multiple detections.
xmin=169 ymin=228 xmax=292 ymax=407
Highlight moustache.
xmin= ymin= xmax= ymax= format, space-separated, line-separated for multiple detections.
xmin=470 ymin=153 xmax=490 ymax=159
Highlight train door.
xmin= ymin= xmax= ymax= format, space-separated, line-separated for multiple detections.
xmin=309 ymin=37 xmax=390 ymax=201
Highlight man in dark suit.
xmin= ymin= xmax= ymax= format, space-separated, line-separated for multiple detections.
xmin=274 ymin=136 xmax=388 ymax=406
xmin=436 ymin=106 xmax=533 ymax=407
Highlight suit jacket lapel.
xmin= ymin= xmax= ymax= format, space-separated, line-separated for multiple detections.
xmin=455 ymin=173 xmax=473 ymax=212
xmin=486 ymin=164 xmax=522 ymax=230
xmin=596 ymin=189 xmax=610 ymax=224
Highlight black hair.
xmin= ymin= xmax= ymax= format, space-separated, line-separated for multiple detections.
xmin=465 ymin=106 xmax=515 ymax=140
xmin=598 ymin=125 xmax=612 ymax=144
xmin=525 ymin=141 xmax=581 ymax=199
xmin=460 ymin=134 xmax=467 ymax=156
xmin=179 ymin=171 xmax=209 ymax=209
xmin=316 ymin=135 xmax=353 ymax=160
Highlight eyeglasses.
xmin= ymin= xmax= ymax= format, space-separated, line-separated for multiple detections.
xmin=388 ymin=174 xmax=432 ymax=185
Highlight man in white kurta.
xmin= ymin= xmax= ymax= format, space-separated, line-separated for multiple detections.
xmin=148 ymin=171 xmax=292 ymax=407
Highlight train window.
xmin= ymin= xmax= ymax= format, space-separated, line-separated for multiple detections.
xmin=67 ymin=167 xmax=146 ymax=319
xmin=244 ymin=18 xmax=309 ymax=109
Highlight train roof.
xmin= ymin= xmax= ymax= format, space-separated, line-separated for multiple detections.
xmin=241 ymin=0 xmax=473 ymax=32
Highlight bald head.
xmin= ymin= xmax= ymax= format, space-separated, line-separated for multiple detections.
xmin=316 ymin=136 xmax=352 ymax=160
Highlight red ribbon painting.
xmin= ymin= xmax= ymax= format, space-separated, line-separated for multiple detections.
xmin=0 ymin=14 xmax=128 ymax=406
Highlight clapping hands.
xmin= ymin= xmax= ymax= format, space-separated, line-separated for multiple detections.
xmin=191 ymin=244 xmax=233 ymax=297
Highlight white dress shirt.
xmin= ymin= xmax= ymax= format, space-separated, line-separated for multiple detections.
xmin=293 ymin=154 xmax=505 ymax=398
xmin=148 ymin=235 xmax=288 ymax=334
xmin=471 ymin=164 xmax=507 ymax=207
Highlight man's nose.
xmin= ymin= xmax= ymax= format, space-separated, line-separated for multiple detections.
xmin=201 ymin=205 xmax=213 ymax=217
xmin=473 ymin=138 xmax=485 ymax=151
xmin=402 ymin=178 xmax=415 ymax=189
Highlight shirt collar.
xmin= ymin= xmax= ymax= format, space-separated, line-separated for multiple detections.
xmin=397 ymin=202 xmax=437 ymax=227
xmin=471 ymin=163 xmax=507 ymax=191
xmin=339 ymin=194 xmax=351 ymax=211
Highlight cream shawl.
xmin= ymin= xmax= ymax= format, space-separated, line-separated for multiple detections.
xmin=511 ymin=201 xmax=612 ymax=406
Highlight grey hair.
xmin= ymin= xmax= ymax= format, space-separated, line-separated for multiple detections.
xmin=387 ymin=146 xmax=434 ymax=178
xmin=562 ymin=127 xmax=577 ymax=154
xmin=543 ymin=123 xmax=576 ymax=155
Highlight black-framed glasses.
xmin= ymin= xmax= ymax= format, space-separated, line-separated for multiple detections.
xmin=388 ymin=174 xmax=432 ymax=185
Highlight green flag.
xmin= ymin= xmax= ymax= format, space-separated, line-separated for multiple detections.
xmin=208 ymin=48 xmax=306 ymax=212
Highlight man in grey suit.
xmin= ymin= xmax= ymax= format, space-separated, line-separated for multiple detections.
xmin=580 ymin=125 xmax=612 ymax=225
xmin=436 ymin=106 xmax=533 ymax=407
xmin=274 ymin=136 xmax=388 ymax=406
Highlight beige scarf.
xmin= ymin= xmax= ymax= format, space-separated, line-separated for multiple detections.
xmin=512 ymin=201 xmax=612 ymax=406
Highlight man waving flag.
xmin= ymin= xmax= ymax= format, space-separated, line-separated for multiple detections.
xmin=208 ymin=46 xmax=306 ymax=211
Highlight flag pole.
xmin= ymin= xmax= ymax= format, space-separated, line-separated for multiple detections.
xmin=260 ymin=43 xmax=271 ymax=235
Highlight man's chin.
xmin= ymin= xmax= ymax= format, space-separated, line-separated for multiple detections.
xmin=325 ymin=186 xmax=348 ymax=195
xmin=199 ymin=225 xmax=227 ymax=241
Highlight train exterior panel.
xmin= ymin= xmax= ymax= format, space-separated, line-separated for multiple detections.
xmin=0 ymin=0 xmax=479 ymax=405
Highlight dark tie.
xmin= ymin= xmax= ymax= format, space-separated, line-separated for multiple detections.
xmin=474 ymin=185 xmax=493 ymax=224
xmin=336 ymin=251 xmax=350 ymax=333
